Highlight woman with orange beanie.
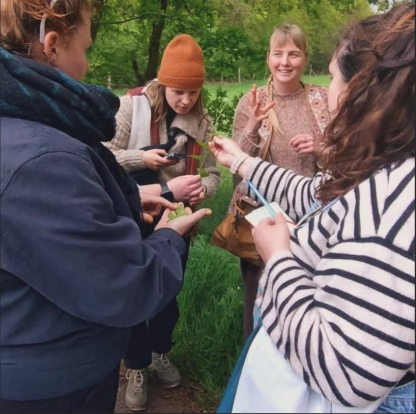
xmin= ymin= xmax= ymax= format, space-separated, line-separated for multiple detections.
xmin=105 ymin=34 xmax=220 ymax=412
xmin=105 ymin=34 xmax=220 ymax=207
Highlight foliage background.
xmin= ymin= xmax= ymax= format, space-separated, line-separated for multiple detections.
xmin=85 ymin=0 xmax=380 ymax=88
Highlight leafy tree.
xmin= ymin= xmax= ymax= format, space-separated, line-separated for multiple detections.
xmin=85 ymin=0 xmax=375 ymax=87
xmin=198 ymin=27 xmax=251 ymax=82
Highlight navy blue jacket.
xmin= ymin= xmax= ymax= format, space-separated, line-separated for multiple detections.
xmin=1 ymin=117 xmax=187 ymax=401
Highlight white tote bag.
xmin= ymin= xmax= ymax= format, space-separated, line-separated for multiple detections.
xmin=232 ymin=326 xmax=385 ymax=414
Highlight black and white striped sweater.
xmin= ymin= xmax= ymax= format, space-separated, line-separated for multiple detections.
xmin=244 ymin=157 xmax=415 ymax=408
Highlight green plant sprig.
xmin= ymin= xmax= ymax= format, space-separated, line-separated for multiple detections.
xmin=188 ymin=140 xmax=212 ymax=178
xmin=168 ymin=204 xmax=188 ymax=221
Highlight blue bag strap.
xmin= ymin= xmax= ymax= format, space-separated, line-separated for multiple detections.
xmin=217 ymin=323 xmax=262 ymax=413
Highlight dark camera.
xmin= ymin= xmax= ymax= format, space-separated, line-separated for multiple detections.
xmin=165 ymin=153 xmax=188 ymax=161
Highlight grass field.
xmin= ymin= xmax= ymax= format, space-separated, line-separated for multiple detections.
xmin=171 ymin=166 xmax=242 ymax=409
xmin=203 ymin=75 xmax=330 ymax=101
xmin=113 ymin=75 xmax=331 ymax=100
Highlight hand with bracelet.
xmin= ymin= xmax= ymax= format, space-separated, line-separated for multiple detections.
xmin=208 ymin=136 xmax=256 ymax=177
xmin=209 ymin=136 xmax=291 ymax=260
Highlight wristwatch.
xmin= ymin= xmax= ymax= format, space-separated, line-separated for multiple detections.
xmin=160 ymin=183 xmax=175 ymax=203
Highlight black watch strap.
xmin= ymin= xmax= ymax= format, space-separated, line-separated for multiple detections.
xmin=160 ymin=183 xmax=175 ymax=202
xmin=161 ymin=182 xmax=169 ymax=194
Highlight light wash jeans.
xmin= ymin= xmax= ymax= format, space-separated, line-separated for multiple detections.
xmin=375 ymin=381 xmax=415 ymax=413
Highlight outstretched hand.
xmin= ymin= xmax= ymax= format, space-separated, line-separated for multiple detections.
xmin=140 ymin=190 xmax=177 ymax=224
xmin=208 ymin=136 xmax=244 ymax=169
xmin=155 ymin=204 xmax=212 ymax=237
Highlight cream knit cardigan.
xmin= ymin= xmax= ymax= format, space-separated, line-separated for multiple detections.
xmin=104 ymin=91 xmax=220 ymax=198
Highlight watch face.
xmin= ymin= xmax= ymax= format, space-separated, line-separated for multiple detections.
xmin=162 ymin=191 xmax=175 ymax=203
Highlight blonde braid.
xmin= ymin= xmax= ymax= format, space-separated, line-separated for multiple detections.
xmin=267 ymin=75 xmax=274 ymax=104
xmin=266 ymin=75 xmax=281 ymax=134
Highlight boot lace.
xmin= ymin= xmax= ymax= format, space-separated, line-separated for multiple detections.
xmin=126 ymin=369 xmax=146 ymax=393
xmin=154 ymin=353 xmax=175 ymax=372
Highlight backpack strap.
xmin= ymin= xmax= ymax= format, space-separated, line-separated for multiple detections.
xmin=185 ymin=138 xmax=202 ymax=175
xmin=128 ymin=86 xmax=160 ymax=147
xmin=305 ymin=85 xmax=331 ymax=140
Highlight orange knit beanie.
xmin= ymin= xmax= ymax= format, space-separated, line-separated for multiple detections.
xmin=158 ymin=34 xmax=205 ymax=89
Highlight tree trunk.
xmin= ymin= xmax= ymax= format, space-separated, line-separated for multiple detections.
xmin=238 ymin=67 xmax=241 ymax=84
xmin=143 ymin=0 xmax=169 ymax=83
xmin=90 ymin=0 xmax=105 ymax=42
xmin=132 ymin=57 xmax=144 ymax=86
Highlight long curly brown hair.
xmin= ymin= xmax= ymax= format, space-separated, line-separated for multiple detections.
xmin=317 ymin=3 xmax=415 ymax=205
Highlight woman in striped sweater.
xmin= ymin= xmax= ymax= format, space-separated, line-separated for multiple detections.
xmin=211 ymin=4 xmax=415 ymax=413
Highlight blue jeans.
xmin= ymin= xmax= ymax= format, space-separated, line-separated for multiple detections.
xmin=376 ymin=381 xmax=415 ymax=413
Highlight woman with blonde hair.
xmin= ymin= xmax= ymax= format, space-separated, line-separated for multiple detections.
xmin=231 ymin=24 xmax=330 ymax=339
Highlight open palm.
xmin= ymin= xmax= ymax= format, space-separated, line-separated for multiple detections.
xmin=246 ymin=84 xmax=275 ymax=134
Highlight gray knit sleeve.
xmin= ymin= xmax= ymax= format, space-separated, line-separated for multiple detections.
xmin=103 ymin=95 xmax=146 ymax=172
xmin=201 ymin=117 xmax=220 ymax=198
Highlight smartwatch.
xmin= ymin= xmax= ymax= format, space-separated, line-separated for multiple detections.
xmin=160 ymin=183 xmax=175 ymax=203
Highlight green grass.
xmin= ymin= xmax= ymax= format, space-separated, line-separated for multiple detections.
xmin=172 ymin=236 xmax=243 ymax=408
xmin=204 ymin=75 xmax=330 ymax=101
xmin=113 ymin=75 xmax=331 ymax=99
xmin=113 ymin=88 xmax=129 ymax=97
xmin=171 ymin=166 xmax=244 ymax=410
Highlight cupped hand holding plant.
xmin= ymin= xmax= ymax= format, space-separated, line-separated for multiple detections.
xmin=139 ymin=190 xmax=178 ymax=224
xmin=155 ymin=203 xmax=212 ymax=237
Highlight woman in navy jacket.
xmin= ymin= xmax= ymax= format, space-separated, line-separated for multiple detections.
xmin=0 ymin=0 xmax=210 ymax=412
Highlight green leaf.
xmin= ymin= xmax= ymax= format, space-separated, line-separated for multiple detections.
xmin=168 ymin=204 xmax=188 ymax=221
xmin=197 ymin=141 xmax=210 ymax=150
xmin=198 ymin=168 xmax=210 ymax=178
xmin=189 ymin=155 xmax=203 ymax=161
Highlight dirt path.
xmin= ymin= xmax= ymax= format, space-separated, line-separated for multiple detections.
xmin=114 ymin=365 xmax=211 ymax=414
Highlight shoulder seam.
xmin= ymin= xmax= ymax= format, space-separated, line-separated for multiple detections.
xmin=1 ymin=150 xmax=94 ymax=196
